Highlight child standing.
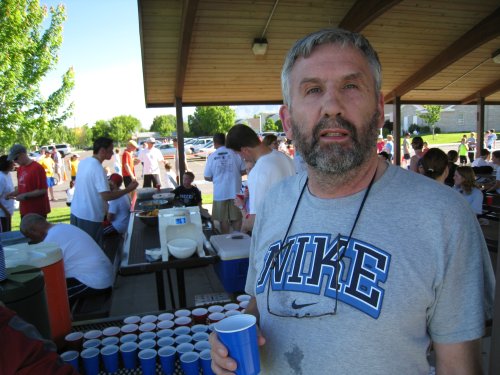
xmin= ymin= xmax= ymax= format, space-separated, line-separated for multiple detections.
xmin=458 ymin=138 xmax=468 ymax=166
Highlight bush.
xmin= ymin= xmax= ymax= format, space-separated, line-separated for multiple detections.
xmin=420 ymin=126 xmax=431 ymax=133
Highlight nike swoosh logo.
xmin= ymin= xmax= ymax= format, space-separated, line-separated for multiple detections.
xmin=291 ymin=300 xmax=318 ymax=309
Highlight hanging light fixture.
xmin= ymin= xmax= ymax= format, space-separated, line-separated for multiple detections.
xmin=492 ymin=49 xmax=500 ymax=64
xmin=252 ymin=38 xmax=268 ymax=55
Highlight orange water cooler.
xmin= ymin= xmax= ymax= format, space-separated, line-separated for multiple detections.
xmin=4 ymin=242 xmax=72 ymax=348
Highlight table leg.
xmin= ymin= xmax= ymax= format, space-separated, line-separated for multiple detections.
xmin=176 ymin=269 xmax=187 ymax=307
xmin=155 ymin=271 xmax=166 ymax=310
xmin=165 ymin=269 xmax=176 ymax=309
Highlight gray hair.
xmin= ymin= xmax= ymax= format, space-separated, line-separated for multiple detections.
xmin=20 ymin=213 xmax=47 ymax=235
xmin=281 ymin=28 xmax=382 ymax=106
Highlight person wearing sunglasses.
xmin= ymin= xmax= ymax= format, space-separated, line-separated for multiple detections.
xmin=210 ymin=28 xmax=494 ymax=375
xmin=6 ymin=144 xmax=50 ymax=219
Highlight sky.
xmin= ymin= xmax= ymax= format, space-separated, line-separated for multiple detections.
xmin=40 ymin=0 xmax=280 ymax=129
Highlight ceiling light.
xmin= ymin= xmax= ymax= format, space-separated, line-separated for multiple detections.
xmin=252 ymin=38 xmax=268 ymax=56
xmin=493 ymin=49 xmax=500 ymax=64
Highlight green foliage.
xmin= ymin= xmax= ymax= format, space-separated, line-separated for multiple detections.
xmin=263 ymin=117 xmax=279 ymax=132
xmin=417 ymin=105 xmax=442 ymax=135
xmin=0 ymin=1 xmax=74 ymax=150
xmin=150 ymin=115 xmax=176 ymax=136
xmin=275 ymin=119 xmax=283 ymax=131
xmin=90 ymin=116 xmax=141 ymax=145
xmin=187 ymin=106 xmax=236 ymax=136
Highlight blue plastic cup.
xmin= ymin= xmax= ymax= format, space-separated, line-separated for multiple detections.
xmin=139 ymin=331 xmax=157 ymax=341
xmin=175 ymin=334 xmax=192 ymax=345
xmin=173 ymin=326 xmax=190 ymax=336
xmin=82 ymin=338 xmax=101 ymax=349
xmin=176 ymin=342 xmax=194 ymax=357
xmin=120 ymin=333 xmax=138 ymax=344
xmin=158 ymin=345 xmax=176 ymax=375
xmin=101 ymin=336 xmax=119 ymax=346
xmin=192 ymin=332 xmax=209 ymax=343
xmin=60 ymin=350 xmax=79 ymax=370
xmin=80 ymin=347 xmax=100 ymax=375
xmin=120 ymin=342 xmax=138 ymax=369
xmin=100 ymin=344 xmax=119 ymax=373
xmin=200 ymin=349 xmax=215 ymax=375
xmin=157 ymin=329 xmax=174 ymax=338
xmin=214 ymin=314 xmax=260 ymax=375
xmin=138 ymin=338 xmax=156 ymax=350
xmin=180 ymin=351 xmax=200 ymax=375
xmin=191 ymin=324 xmax=209 ymax=334
xmin=138 ymin=348 xmax=157 ymax=375
xmin=194 ymin=340 xmax=211 ymax=353
xmin=157 ymin=336 xmax=175 ymax=347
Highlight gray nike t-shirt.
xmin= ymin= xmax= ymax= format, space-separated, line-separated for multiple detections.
xmin=245 ymin=165 xmax=494 ymax=374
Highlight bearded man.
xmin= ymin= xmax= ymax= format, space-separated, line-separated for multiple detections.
xmin=210 ymin=28 xmax=494 ymax=375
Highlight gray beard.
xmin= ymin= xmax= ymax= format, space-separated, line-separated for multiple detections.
xmin=292 ymin=111 xmax=380 ymax=176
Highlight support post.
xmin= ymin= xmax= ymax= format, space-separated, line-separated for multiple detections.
xmin=393 ymin=97 xmax=401 ymax=166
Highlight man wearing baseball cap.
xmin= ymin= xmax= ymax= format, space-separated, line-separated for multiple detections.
xmin=6 ymin=144 xmax=50 ymax=218
xmin=138 ymin=137 xmax=164 ymax=188
xmin=122 ymin=139 xmax=139 ymax=187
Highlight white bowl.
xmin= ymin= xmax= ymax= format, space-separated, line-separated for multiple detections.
xmin=168 ymin=238 xmax=197 ymax=259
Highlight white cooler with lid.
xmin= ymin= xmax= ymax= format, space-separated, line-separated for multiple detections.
xmin=210 ymin=233 xmax=251 ymax=293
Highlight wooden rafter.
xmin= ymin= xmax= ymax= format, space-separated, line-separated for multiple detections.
xmin=174 ymin=0 xmax=199 ymax=99
xmin=339 ymin=0 xmax=402 ymax=32
xmin=385 ymin=6 xmax=500 ymax=103
xmin=461 ymin=78 xmax=500 ymax=104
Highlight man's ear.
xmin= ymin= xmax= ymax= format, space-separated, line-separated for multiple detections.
xmin=279 ymin=105 xmax=293 ymax=140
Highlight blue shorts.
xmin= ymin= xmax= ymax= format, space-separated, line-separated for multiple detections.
xmin=47 ymin=177 xmax=55 ymax=187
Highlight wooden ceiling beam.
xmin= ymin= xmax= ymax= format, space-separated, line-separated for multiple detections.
xmin=339 ymin=0 xmax=402 ymax=32
xmin=174 ymin=0 xmax=199 ymax=99
xmin=385 ymin=6 xmax=500 ymax=103
xmin=461 ymin=79 xmax=500 ymax=104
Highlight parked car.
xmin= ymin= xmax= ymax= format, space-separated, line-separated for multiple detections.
xmin=193 ymin=141 xmax=215 ymax=159
xmin=41 ymin=143 xmax=72 ymax=157
xmin=158 ymin=143 xmax=177 ymax=159
xmin=189 ymin=137 xmax=213 ymax=154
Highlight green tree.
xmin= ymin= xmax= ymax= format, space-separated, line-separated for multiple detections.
xmin=417 ymin=105 xmax=442 ymax=138
xmin=264 ymin=117 xmax=279 ymax=132
xmin=91 ymin=120 xmax=111 ymax=141
xmin=150 ymin=114 xmax=176 ymax=136
xmin=188 ymin=106 xmax=236 ymax=136
xmin=109 ymin=115 xmax=141 ymax=145
xmin=0 ymin=1 xmax=74 ymax=150
xmin=72 ymin=125 xmax=93 ymax=149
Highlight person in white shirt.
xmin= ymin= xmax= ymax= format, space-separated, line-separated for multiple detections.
xmin=204 ymin=133 xmax=246 ymax=233
xmin=20 ymin=214 xmax=114 ymax=308
xmin=0 ymin=155 xmax=15 ymax=232
xmin=471 ymin=148 xmax=492 ymax=168
xmin=226 ymin=124 xmax=295 ymax=234
xmin=103 ymin=173 xmax=131 ymax=236
xmin=138 ymin=137 xmax=164 ymax=188
xmin=70 ymin=137 xmax=138 ymax=245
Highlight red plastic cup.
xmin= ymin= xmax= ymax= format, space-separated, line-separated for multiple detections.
xmin=486 ymin=195 xmax=493 ymax=206
xmin=64 ymin=332 xmax=84 ymax=351
xmin=191 ymin=308 xmax=208 ymax=325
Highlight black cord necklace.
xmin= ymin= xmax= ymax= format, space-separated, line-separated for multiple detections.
xmin=277 ymin=166 xmax=379 ymax=262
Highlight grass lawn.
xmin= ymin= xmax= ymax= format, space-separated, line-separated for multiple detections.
xmin=10 ymin=193 xmax=214 ymax=231
xmin=400 ymin=132 xmax=470 ymax=145
xmin=11 ymin=206 xmax=71 ymax=231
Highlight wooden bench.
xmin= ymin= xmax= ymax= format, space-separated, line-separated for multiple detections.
xmin=71 ymin=233 xmax=123 ymax=321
